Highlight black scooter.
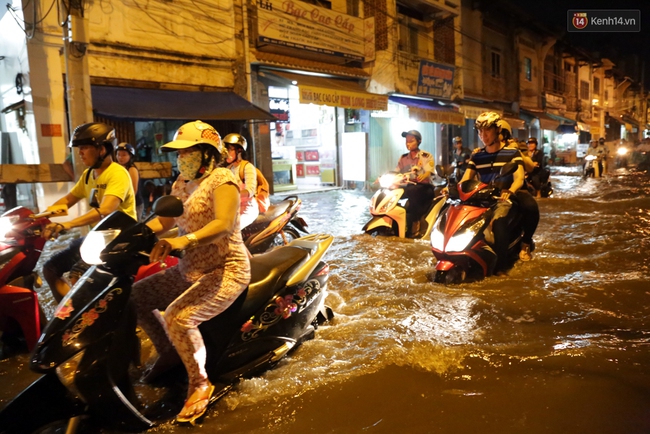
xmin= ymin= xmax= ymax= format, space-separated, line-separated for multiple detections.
xmin=0 ymin=196 xmax=334 ymax=433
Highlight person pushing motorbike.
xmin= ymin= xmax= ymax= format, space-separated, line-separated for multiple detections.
xmin=460 ymin=112 xmax=528 ymax=272
xmin=42 ymin=123 xmax=137 ymax=302
xmin=395 ymin=129 xmax=435 ymax=237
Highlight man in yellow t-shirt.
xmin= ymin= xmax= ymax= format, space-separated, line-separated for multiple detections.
xmin=43 ymin=122 xmax=136 ymax=302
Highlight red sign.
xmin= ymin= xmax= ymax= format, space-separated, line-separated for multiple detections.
xmin=572 ymin=12 xmax=588 ymax=30
xmin=41 ymin=124 xmax=62 ymax=137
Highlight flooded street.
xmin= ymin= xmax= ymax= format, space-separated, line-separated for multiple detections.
xmin=2 ymin=166 xmax=650 ymax=433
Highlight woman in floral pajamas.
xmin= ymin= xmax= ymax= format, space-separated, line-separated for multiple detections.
xmin=131 ymin=120 xmax=250 ymax=424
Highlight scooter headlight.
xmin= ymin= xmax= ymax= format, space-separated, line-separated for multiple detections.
xmin=617 ymin=147 xmax=629 ymax=156
xmin=431 ymin=225 xmax=445 ymax=251
xmin=445 ymin=218 xmax=485 ymax=252
xmin=79 ymin=229 xmax=121 ymax=265
xmin=0 ymin=216 xmax=17 ymax=240
xmin=379 ymin=174 xmax=397 ymax=188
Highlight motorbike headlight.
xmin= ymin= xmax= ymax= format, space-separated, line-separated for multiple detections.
xmin=56 ymin=349 xmax=86 ymax=401
xmin=79 ymin=229 xmax=121 ymax=265
xmin=431 ymin=225 xmax=445 ymax=251
xmin=0 ymin=216 xmax=17 ymax=240
xmin=379 ymin=174 xmax=397 ymax=188
xmin=585 ymin=155 xmax=597 ymax=161
xmin=445 ymin=218 xmax=485 ymax=252
xmin=617 ymin=147 xmax=629 ymax=156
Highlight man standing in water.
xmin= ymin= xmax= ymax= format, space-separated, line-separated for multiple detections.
xmin=395 ymin=129 xmax=435 ymax=237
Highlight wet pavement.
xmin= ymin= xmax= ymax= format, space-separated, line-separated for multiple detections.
xmin=1 ymin=165 xmax=650 ymax=433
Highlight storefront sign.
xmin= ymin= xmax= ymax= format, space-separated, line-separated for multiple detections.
xmin=270 ymin=98 xmax=290 ymax=121
xmin=409 ymin=107 xmax=465 ymax=126
xmin=41 ymin=124 xmax=62 ymax=137
xmin=257 ymin=0 xmax=375 ymax=61
xmin=299 ymin=86 xmax=388 ymax=111
xmin=416 ymin=60 xmax=455 ymax=99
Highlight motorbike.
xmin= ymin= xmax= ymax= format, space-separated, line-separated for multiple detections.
xmin=362 ymin=172 xmax=445 ymax=239
xmin=525 ymin=168 xmax=553 ymax=198
xmin=430 ymin=162 xmax=524 ymax=284
xmin=0 ymin=196 xmax=334 ymax=433
xmin=0 ymin=204 xmax=67 ymax=356
xmin=615 ymin=146 xmax=629 ymax=168
xmin=243 ymin=195 xmax=309 ymax=254
xmin=584 ymin=154 xmax=603 ymax=178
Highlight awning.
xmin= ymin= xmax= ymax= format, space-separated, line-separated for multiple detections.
xmin=546 ymin=112 xmax=576 ymax=125
xmin=620 ymin=114 xmax=639 ymax=127
xmin=389 ymin=96 xmax=465 ymax=126
xmin=502 ymin=116 xmax=525 ymax=130
xmin=460 ymin=103 xmax=503 ymax=119
xmin=266 ymin=70 xmax=388 ymax=111
xmin=91 ymin=86 xmax=277 ymax=121
xmin=520 ymin=109 xmax=560 ymax=131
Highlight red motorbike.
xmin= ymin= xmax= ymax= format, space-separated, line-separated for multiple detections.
xmin=0 ymin=205 xmax=67 ymax=354
xmin=430 ymin=163 xmax=523 ymax=284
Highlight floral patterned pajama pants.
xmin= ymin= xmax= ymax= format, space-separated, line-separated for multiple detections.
xmin=131 ymin=264 xmax=247 ymax=388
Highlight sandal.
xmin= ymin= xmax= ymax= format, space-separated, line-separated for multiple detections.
xmin=176 ymin=383 xmax=215 ymax=425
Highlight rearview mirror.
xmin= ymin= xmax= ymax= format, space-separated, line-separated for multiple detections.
xmin=152 ymin=195 xmax=184 ymax=218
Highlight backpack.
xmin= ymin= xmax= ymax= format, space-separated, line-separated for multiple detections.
xmin=239 ymin=161 xmax=270 ymax=214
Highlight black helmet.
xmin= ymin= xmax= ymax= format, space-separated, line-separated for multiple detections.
xmin=69 ymin=122 xmax=117 ymax=154
xmin=527 ymin=137 xmax=538 ymax=145
xmin=599 ymin=137 xmax=605 ymax=144
xmin=453 ymin=136 xmax=462 ymax=143
xmin=222 ymin=133 xmax=248 ymax=151
xmin=116 ymin=142 xmax=135 ymax=157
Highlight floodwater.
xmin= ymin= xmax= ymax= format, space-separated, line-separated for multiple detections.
xmin=1 ymin=165 xmax=650 ymax=433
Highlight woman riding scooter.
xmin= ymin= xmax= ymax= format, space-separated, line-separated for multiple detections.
xmin=131 ymin=120 xmax=250 ymax=424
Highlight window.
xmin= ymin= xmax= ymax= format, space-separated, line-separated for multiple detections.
xmin=301 ymin=0 xmax=331 ymax=8
xmin=491 ymin=51 xmax=501 ymax=77
xmin=564 ymin=62 xmax=573 ymax=72
xmin=604 ymin=90 xmax=608 ymax=101
xmin=524 ymin=57 xmax=532 ymax=81
xmin=580 ymin=80 xmax=590 ymax=100
xmin=346 ymin=0 xmax=359 ymax=17
xmin=593 ymin=77 xmax=600 ymax=94
xmin=434 ymin=17 xmax=455 ymax=65
xmin=397 ymin=3 xmax=425 ymax=56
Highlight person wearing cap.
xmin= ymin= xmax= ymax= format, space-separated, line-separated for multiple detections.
xmin=526 ymin=138 xmax=545 ymax=196
xmin=586 ymin=139 xmax=604 ymax=177
xmin=451 ymin=136 xmax=471 ymax=180
xmin=130 ymin=120 xmax=250 ymax=424
xmin=598 ymin=137 xmax=609 ymax=174
xmin=42 ymin=122 xmax=136 ymax=302
xmin=115 ymin=142 xmax=143 ymax=220
xmin=395 ymin=129 xmax=435 ymax=237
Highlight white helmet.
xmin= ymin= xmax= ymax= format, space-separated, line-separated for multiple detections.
xmin=474 ymin=112 xmax=502 ymax=130
xmin=161 ymin=120 xmax=223 ymax=152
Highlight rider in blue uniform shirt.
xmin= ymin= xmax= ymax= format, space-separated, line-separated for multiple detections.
xmin=395 ymin=129 xmax=435 ymax=237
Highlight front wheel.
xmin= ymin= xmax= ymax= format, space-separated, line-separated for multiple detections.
xmin=268 ymin=227 xmax=301 ymax=251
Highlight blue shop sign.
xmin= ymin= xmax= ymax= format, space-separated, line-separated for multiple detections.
xmin=416 ymin=61 xmax=455 ymax=100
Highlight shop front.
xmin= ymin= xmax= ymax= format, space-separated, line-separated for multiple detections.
xmin=260 ymin=70 xmax=388 ymax=192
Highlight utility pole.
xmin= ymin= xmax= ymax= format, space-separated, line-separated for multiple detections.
xmin=62 ymin=1 xmax=93 ymax=179
xmin=62 ymin=0 xmax=92 ymax=223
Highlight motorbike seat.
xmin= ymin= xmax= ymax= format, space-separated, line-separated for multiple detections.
xmin=252 ymin=199 xmax=294 ymax=225
xmin=242 ymin=246 xmax=310 ymax=318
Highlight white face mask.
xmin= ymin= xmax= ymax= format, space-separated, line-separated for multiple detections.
xmin=177 ymin=149 xmax=203 ymax=180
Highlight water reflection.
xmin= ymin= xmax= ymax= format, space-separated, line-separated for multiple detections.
xmin=3 ymin=168 xmax=650 ymax=433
